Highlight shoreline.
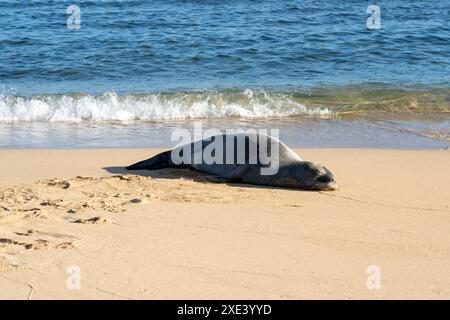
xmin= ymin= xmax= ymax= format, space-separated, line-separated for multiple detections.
xmin=1 ymin=117 xmax=449 ymax=150
xmin=0 ymin=148 xmax=449 ymax=299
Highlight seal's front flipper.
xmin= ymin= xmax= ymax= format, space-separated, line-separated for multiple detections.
xmin=126 ymin=150 xmax=171 ymax=170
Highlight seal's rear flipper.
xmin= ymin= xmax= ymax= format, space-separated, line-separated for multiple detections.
xmin=126 ymin=150 xmax=171 ymax=170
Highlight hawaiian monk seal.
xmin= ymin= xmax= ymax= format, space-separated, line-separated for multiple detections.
xmin=126 ymin=132 xmax=338 ymax=191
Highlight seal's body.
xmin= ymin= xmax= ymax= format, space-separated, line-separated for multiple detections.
xmin=126 ymin=133 xmax=337 ymax=191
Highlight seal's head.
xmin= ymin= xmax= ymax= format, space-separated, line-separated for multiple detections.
xmin=295 ymin=161 xmax=338 ymax=191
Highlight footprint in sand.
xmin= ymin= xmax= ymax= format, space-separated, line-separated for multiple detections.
xmin=0 ymin=237 xmax=47 ymax=250
xmin=23 ymin=211 xmax=48 ymax=220
xmin=54 ymin=242 xmax=77 ymax=249
xmin=128 ymin=198 xmax=149 ymax=204
xmin=47 ymin=179 xmax=71 ymax=189
xmin=73 ymin=216 xmax=110 ymax=224
xmin=15 ymin=229 xmax=39 ymax=237
xmin=23 ymin=239 xmax=50 ymax=250
xmin=0 ymin=237 xmax=76 ymax=251
xmin=40 ymin=199 xmax=64 ymax=208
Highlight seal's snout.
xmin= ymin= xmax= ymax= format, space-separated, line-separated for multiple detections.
xmin=322 ymin=181 xmax=339 ymax=191
xmin=316 ymin=174 xmax=333 ymax=184
xmin=313 ymin=173 xmax=338 ymax=191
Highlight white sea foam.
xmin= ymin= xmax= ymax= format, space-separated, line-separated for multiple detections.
xmin=0 ymin=90 xmax=332 ymax=122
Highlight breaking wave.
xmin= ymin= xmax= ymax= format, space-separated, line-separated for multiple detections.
xmin=0 ymin=86 xmax=448 ymax=122
xmin=0 ymin=89 xmax=331 ymax=122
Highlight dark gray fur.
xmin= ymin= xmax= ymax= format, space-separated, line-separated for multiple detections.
xmin=126 ymin=133 xmax=337 ymax=191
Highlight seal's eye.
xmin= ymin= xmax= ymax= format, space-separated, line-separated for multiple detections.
xmin=316 ymin=175 xmax=332 ymax=183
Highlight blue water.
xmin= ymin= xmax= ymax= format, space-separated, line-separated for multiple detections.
xmin=0 ymin=0 xmax=449 ymax=94
xmin=0 ymin=0 xmax=449 ymax=148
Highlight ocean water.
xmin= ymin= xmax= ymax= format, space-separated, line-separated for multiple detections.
xmin=0 ymin=0 xmax=449 ymax=148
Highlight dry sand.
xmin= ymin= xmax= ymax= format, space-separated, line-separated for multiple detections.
xmin=0 ymin=148 xmax=449 ymax=299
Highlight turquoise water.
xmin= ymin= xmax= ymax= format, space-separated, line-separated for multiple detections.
xmin=0 ymin=0 xmax=449 ymax=147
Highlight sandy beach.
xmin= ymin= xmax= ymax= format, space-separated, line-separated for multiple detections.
xmin=0 ymin=147 xmax=449 ymax=299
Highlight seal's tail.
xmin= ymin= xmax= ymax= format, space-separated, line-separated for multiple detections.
xmin=126 ymin=150 xmax=171 ymax=170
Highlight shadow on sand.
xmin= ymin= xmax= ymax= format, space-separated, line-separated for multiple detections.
xmin=104 ymin=166 xmax=209 ymax=181
xmin=102 ymin=166 xmax=303 ymax=192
